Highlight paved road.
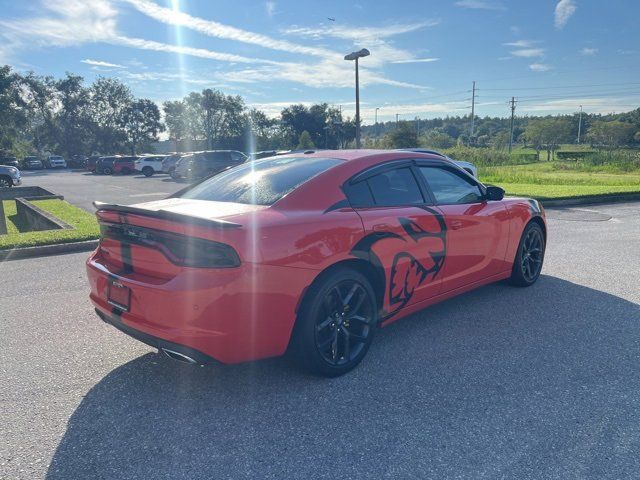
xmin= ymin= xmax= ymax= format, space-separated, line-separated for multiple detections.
xmin=1 ymin=202 xmax=639 ymax=479
xmin=18 ymin=169 xmax=185 ymax=212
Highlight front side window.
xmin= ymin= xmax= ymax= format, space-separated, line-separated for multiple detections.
xmin=419 ymin=167 xmax=483 ymax=204
xmin=181 ymin=156 xmax=341 ymax=205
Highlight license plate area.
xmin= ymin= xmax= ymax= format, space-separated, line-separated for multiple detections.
xmin=107 ymin=280 xmax=131 ymax=311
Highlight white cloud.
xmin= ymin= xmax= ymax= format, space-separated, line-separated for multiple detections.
xmin=122 ymin=0 xmax=333 ymax=58
xmin=529 ymin=63 xmax=552 ymax=72
xmin=454 ymin=0 xmax=506 ymax=10
xmin=282 ymin=20 xmax=440 ymax=67
xmin=554 ymin=0 xmax=577 ymax=29
xmin=265 ymin=1 xmax=276 ymax=17
xmin=2 ymin=0 xmax=430 ymax=91
xmin=510 ymin=48 xmax=545 ymax=58
xmin=520 ymin=97 xmax=637 ymax=114
xmin=81 ymin=58 xmax=124 ymax=68
xmin=503 ymin=40 xmax=536 ymax=48
xmin=391 ymin=58 xmax=439 ymax=64
xmin=580 ymin=47 xmax=598 ymax=56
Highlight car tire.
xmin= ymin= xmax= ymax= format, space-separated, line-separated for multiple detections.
xmin=0 ymin=175 xmax=12 ymax=188
xmin=290 ymin=267 xmax=378 ymax=377
xmin=509 ymin=221 xmax=545 ymax=287
xmin=103 ymin=167 xmax=113 ymax=175
xmin=142 ymin=167 xmax=154 ymax=177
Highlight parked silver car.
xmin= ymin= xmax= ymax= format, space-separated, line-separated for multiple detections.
xmin=398 ymin=148 xmax=478 ymax=177
xmin=0 ymin=165 xmax=22 ymax=188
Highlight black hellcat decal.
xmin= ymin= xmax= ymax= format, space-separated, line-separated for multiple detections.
xmin=351 ymin=206 xmax=447 ymax=319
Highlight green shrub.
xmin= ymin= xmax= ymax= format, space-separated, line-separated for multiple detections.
xmin=556 ymin=151 xmax=596 ymax=160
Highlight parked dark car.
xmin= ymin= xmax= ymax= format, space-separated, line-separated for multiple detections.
xmin=68 ymin=155 xmax=87 ymax=169
xmin=86 ymin=155 xmax=100 ymax=172
xmin=173 ymin=150 xmax=248 ymax=180
xmin=22 ymin=156 xmax=43 ymax=170
xmin=0 ymin=156 xmax=20 ymax=168
xmin=95 ymin=156 xmax=118 ymax=175
xmin=251 ymin=150 xmax=277 ymax=160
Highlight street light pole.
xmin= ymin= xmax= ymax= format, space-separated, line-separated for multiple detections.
xmin=355 ymin=57 xmax=361 ymax=148
xmin=577 ymin=105 xmax=583 ymax=144
xmin=344 ymin=48 xmax=370 ymax=149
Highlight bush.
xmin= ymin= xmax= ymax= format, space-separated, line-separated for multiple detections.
xmin=441 ymin=146 xmax=538 ymax=167
xmin=556 ymin=151 xmax=596 ymax=160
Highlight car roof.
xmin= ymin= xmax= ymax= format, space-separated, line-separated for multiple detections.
xmin=275 ymin=149 xmax=448 ymax=162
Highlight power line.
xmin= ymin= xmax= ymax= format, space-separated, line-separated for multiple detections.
xmin=479 ymin=81 xmax=640 ymax=92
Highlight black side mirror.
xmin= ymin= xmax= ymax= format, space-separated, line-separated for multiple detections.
xmin=485 ymin=185 xmax=505 ymax=201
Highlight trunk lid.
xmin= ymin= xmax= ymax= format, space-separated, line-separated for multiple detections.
xmin=95 ymin=198 xmax=266 ymax=279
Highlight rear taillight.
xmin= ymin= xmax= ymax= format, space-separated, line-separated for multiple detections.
xmin=99 ymin=222 xmax=240 ymax=268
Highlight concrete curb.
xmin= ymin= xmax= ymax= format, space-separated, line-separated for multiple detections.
xmin=541 ymin=193 xmax=640 ymax=208
xmin=0 ymin=239 xmax=98 ymax=262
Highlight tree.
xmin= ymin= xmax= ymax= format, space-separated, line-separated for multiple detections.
xmin=163 ymin=100 xmax=188 ymax=151
xmin=421 ymin=129 xmax=454 ymax=149
xmin=20 ymin=73 xmax=57 ymax=155
xmin=296 ymin=130 xmax=315 ymax=149
xmin=54 ymin=73 xmax=92 ymax=157
xmin=280 ymin=103 xmax=339 ymax=149
xmin=89 ymin=77 xmax=132 ymax=154
xmin=587 ymin=121 xmax=635 ymax=152
xmin=247 ymin=108 xmax=278 ymax=150
xmin=383 ymin=121 xmax=418 ymax=148
xmin=0 ymin=65 xmax=27 ymax=154
xmin=121 ymin=99 xmax=164 ymax=155
xmin=524 ymin=118 xmax=572 ymax=160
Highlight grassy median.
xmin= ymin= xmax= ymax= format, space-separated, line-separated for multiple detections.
xmin=478 ymin=157 xmax=640 ymax=200
xmin=0 ymin=199 xmax=99 ymax=250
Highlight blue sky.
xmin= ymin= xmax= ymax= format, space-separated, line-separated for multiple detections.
xmin=1 ymin=0 xmax=639 ymax=123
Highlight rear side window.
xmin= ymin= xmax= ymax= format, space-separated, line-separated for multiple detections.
xmin=180 ymin=156 xmax=341 ymax=205
xmin=418 ymin=166 xmax=483 ymax=204
xmin=366 ymin=168 xmax=424 ymax=206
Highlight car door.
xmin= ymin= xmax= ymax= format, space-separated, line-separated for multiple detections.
xmin=345 ymin=162 xmax=446 ymax=320
xmin=416 ymin=163 xmax=510 ymax=293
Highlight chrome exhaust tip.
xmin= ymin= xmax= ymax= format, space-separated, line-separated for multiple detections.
xmin=161 ymin=348 xmax=198 ymax=364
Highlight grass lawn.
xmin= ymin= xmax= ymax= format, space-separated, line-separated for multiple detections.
xmin=1 ymin=199 xmax=99 ymax=250
xmin=479 ymin=161 xmax=640 ymax=200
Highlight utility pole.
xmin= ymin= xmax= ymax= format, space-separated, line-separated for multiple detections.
xmin=509 ymin=97 xmax=517 ymax=153
xmin=577 ymin=105 xmax=583 ymax=144
xmin=470 ymin=80 xmax=476 ymax=139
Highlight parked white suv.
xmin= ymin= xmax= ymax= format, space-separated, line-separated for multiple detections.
xmin=135 ymin=155 xmax=166 ymax=177
xmin=46 ymin=155 xmax=67 ymax=168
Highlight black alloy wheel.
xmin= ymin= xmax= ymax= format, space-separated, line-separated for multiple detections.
xmin=315 ymin=280 xmax=374 ymax=367
xmin=291 ymin=268 xmax=377 ymax=376
xmin=509 ymin=222 xmax=545 ymax=286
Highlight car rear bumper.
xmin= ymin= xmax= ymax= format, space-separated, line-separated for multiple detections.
xmin=12 ymin=177 xmax=22 ymax=186
xmin=86 ymin=249 xmax=317 ymax=364
xmin=94 ymin=308 xmax=219 ymax=364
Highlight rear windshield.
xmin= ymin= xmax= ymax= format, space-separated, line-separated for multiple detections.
xmin=180 ymin=156 xmax=341 ymax=205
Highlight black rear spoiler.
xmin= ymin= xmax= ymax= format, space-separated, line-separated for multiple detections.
xmin=93 ymin=201 xmax=242 ymax=229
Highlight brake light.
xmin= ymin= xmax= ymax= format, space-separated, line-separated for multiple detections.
xmin=99 ymin=222 xmax=240 ymax=268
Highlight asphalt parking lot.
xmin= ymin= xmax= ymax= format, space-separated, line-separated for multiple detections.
xmin=2 ymin=171 xmax=639 ymax=479
xmin=17 ymin=168 xmax=185 ymax=212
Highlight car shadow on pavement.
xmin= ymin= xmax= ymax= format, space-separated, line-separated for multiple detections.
xmin=45 ymin=276 xmax=640 ymax=479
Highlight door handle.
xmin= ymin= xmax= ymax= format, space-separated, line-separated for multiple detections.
xmin=450 ymin=220 xmax=463 ymax=230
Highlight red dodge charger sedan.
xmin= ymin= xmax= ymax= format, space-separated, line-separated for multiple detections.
xmin=87 ymin=150 xmax=546 ymax=376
